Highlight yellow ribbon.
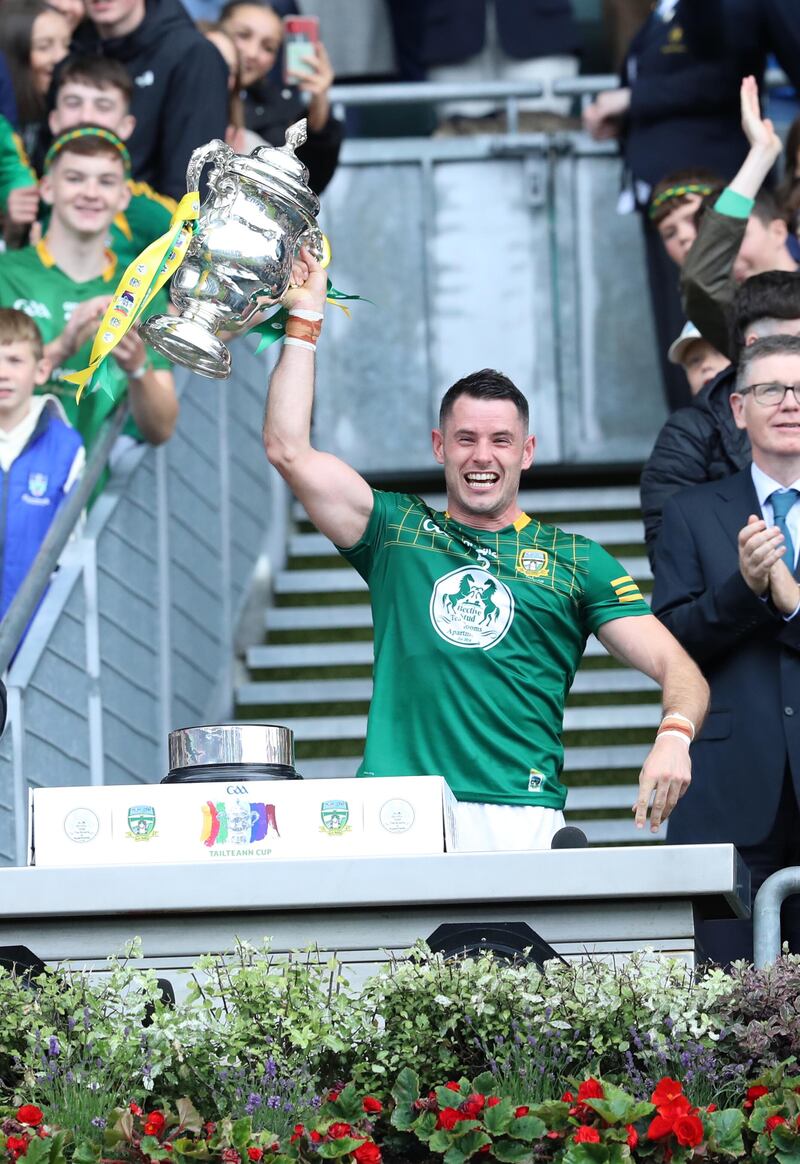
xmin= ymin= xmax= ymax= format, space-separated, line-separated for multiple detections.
xmin=65 ymin=191 xmax=200 ymax=401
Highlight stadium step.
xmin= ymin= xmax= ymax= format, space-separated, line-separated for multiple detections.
xmin=239 ymin=483 xmax=661 ymax=846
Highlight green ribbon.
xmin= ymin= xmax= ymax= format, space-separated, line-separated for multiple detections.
xmin=250 ymin=280 xmax=367 ymax=355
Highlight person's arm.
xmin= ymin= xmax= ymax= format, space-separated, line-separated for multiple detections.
xmin=0 ymin=116 xmax=39 ymax=239
xmin=653 ymin=493 xmax=779 ymax=664
xmin=112 ymin=330 xmax=178 ymax=446
xmin=44 ymin=296 xmax=111 ymax=371
xmin=598 ymin=614 xmax=709 ymax=833
xmin=680 ymin=76 xmax=782 ymax=359
xmin=263 ymin=248 xmax=374 ymax=548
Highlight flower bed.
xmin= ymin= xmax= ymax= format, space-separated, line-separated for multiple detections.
xmin=3 ymin=944 xmax=800 ymax=1163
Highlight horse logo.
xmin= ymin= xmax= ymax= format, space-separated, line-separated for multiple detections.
xmin=430 ymin=566 xmax=514 ymax=649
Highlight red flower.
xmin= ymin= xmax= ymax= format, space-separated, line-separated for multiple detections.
xmin=573 ymin=1127 xmax=601 ymax=1144
xmin=143 ymin=1112 xmax=166 ymax=1138
xmin=626 ymin=1125 xmax=638 ymax=1149
xmin=362 ymin=1097 xmax=383 ymax=1115
xmin=461 ymin=1095 xmax=486 ymax=1119
xmin=445 ymin=1082 xmax=461 ymax=1092
xmin=164 ymin=1146 xmax=173 ymax=1154
xmin=16 ymin=1107 xmax=43 ymax=1128
xmin=203 ymin=1122 xmax=216 ymax=1137
xmin=515 ymin=1106 xmax=530 ymax=1118
xmin=289 ymin=1126 xmax=305 ymax=1145
xmin=766 ymin=1116 xmax=789 ymax=1134
xmin=221 ymin=1152 xmax=240 ymax=1164
xmin=247 ymin=1149 xmax=263 ymax=1161
xmin=328 ymin=1123 xmax=353 ymax=1140
xmin=744 ymin=1085 xmax=770 ymax=1110
xmin=577 ymin=1079 xmax=604 ymax=1102
xmin=129 ymin=1103 xmax=143 ymax=1117
xmin=486 ymin=1097 xmax=501 ymax=1108
xmin=651 ymin=1079 xmax=684 ymax=1109
xmin=648 ymin=1094 xmax=695 ymax=1139
xmin=546 ymin=1131 xmax=563 ymax=1140
xmin=673 ymin=1116 xmax=704 ymax=1148
xmin=706 ymin=1105 xmax=717 ymax=1113
xmin=436 ymin=1108 xmax=468 ymax=1132
xmin=327 ymin=1089 xmax=342 ymax=1103
xmin=310 ymin=1132 xmax=322 ymax=1145
xmin=560 ymin=1092 xmax=574 ymax=1103
xmin=479 ymin=1147 xmax=491 ymax=1155
xmin=6 ymin=1137 xmax=29 ymax=1160
xmin=352 ymin=1143 xmax=381 ymax=1164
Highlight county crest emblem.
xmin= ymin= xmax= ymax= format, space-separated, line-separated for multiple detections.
xmin=27 ymin=472 xmax=48 ymax=498
xmin=126 ymin=804 xmax=157 ymax=841
xmin=320 ymin=799 xmax=350 ymax=836
xmin=517 ymin=548 xmax=549 ymax=578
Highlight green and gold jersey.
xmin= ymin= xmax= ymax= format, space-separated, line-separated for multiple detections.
xmin=111 ymin=181 xmax=177 ymax=267
xmin=0 ymin=115 xmax=36 ymax=211
xmin=339 ymin=490 xmax=651 ymax=808
xmin=0 ymin=240 xmax=171 ymax=452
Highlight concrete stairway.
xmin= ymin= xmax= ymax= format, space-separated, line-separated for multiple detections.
xmin=236 ymin=485 xmax=661 ymax=845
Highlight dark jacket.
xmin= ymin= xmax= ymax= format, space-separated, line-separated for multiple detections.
xmin=242 ymin=81 xmax=343 ymax=196
xmin=679 ymin=0 xmax=800 ymax=94
xmin=653 ymin=468 xmax=800 ymax=848
xmin=72 ymin=0 xmax=229 ymax=200
xmin=419 ymin=0 xmax=579 ymax=66
xmin=640 ymin=365 xmax=750 ymax=567
xmin=622 ymin=9 xmax=753 ymax=192
xmin=680 ymin=206 xmax=746 ymax=360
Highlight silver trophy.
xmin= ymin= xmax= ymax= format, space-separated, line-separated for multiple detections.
xmin=139 ymin=120 xmax=323 ymax=379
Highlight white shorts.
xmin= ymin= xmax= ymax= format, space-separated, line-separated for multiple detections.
xmin=453 ymin=802 xmax=566 ymax=853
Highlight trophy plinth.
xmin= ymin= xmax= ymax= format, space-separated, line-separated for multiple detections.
xmin=141 ymin=120 xmax=322 ymax=379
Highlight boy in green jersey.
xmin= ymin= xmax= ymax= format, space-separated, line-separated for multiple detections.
xmin=263 ymin=250 xmax=710 ymax=849
xmin=0 ymin=128 xmax=177 ymax=455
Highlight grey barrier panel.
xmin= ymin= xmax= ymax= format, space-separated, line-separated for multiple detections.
xmin=315 ymin=131 xmax=662 ymax=471
xmin=0 ymin=340 xmax=280 ymax=865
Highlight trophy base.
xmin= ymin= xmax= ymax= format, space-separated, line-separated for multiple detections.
xmin=139 ymin=315 xmax=231 ymax=380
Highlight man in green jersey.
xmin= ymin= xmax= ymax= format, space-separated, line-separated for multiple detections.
xmin=0 ymin=128 xmax=177 ymax=455
xmin=264 ymin=250 xmax=710 ymax=848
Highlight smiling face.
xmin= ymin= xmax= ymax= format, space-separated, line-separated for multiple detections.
xmin=431 ymin=394 xmax=535 ymax=530
xmin=731 ymin=351 xmax=800 ymax=479
xmin=30 ymin=9 xmax=72 ymax=98
xmin=656 ymin=194 xmax=702 ymax=268
xmin=0 ymin=341 xmax=50 ymax=432
xmin=221 ymin=3 xmax=282 ymax=89
xmin=50 ymin=79 xmax=134 ymax=139
xmin=41 ymin=147 xmax=130 ymax=238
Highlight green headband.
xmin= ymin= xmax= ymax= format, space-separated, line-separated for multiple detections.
xmin=43 ymin=127 xmax=132 ymax=175
xmin=648 ymin=182 xmax=713 ymax=219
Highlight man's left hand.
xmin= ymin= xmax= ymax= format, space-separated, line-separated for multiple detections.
xmin=112 ymin=329 xmax=148 ymax=375
xmin=632 ymin=734 xmax=692 ymax=833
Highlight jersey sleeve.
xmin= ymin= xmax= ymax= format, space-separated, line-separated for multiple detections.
xmin=0 ymin=116 xmax=36 ymax=211
xmin=336 ymin=489 xmax=402 ymax=581
xmin=579 ymin=539 xmax=651 ymax=635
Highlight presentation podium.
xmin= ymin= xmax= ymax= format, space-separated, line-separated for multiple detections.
xmin=0 ymin=845 xmax=749 ymax=983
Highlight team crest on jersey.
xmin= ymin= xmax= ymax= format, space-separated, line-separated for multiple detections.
xmin=27 ymin=472 xmax=48 ymax=498
xmin=430 ymin=566 xmax=514 ymax=650
xmin=517 ymin=548 xmax=549 ymax=578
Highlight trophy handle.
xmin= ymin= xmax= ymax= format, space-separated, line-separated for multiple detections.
xmin=297 ymin=226 xmax=324 ymax=264
xmin=185 ymin=139 xmax=233 ymax=195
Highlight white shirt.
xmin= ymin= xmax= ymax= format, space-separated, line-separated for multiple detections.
xmin=751 ymin=462 xmax=800 ymax=618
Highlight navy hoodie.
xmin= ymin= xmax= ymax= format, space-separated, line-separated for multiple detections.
xmin=72 ymin=0 xmax=229 ymax=200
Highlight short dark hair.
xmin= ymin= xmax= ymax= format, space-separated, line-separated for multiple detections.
xmin=751 ymin=188 xmax=787 ymax=227
xmin=731 ymin=271 xmax=800 ymax=355
xmin=438 ymin=369 xmax=529 ymax=429
xmin=56 ymin=55 xmax=134 ymax=106
xmin=735 ymin=333 xmax=800 ymax=394
xmin=0 ymin=307 xmax=43 ymax=359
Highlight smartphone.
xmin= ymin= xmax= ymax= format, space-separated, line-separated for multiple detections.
xmin=283 ymin=15 xmax=319 ymax=84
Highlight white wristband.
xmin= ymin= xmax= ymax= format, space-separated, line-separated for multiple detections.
xmin=656 ymin=729 xmax=691 ymax=747
xmin=660 ymin=712 xmax=695 ymax=739
xmin=288 ymin=308 xmax=324 ymax=321
xmin=284 ymin=336 xmax=316 ymax=352
xmin=128 ymin=360 xmax=150 ymax=381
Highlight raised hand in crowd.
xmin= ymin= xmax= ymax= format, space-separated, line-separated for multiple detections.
xmin=729 ymin=75 xmax=783 ymax=201
xmin=287 ymin=40 xmax=335 ymax=135
xmin=582 ymin=86 xmax=631 ymax=142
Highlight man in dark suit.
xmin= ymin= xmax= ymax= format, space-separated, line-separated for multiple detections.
xmin=653 ymin=333 xmax=800 ymax=964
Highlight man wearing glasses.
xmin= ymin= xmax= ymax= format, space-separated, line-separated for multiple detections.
xmin=653 ymin=333 xmax=800 ymax=965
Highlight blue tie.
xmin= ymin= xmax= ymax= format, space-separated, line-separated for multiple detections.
xmin=770 ymin=488 xmax=799 ymax=574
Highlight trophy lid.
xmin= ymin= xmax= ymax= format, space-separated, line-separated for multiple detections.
xmin=230 ymin=119 xmax=320 ymax=222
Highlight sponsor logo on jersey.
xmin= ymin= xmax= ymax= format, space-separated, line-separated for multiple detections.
xmin=610 ymin=574 xmax=644 ymax=603
xmin=135 ymin=70 xmax=155 ymax=87
xmin=430 ymin=565 xmax=514 ymax=650
xmin=528 ymin=769 xmax=545 ymax=792
xmin=517 ymin=548 xmax=549 ymax=578
xmin=27 ymin=472 xmax=48 ymax=498
xmin=14 ymin=299 xmax=50 ymax=321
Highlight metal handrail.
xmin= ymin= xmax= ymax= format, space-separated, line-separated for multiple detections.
xmin=753 ymin=867 xmax=800 ymax=966
xmin=0 ymin=400 xmax=130 ymax=674
xmin=329 ymin=79 xmax=544 ymax=106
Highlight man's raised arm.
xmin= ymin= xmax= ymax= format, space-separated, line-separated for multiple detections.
xmin=263 ymin=248 xmax=374 ymax=549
